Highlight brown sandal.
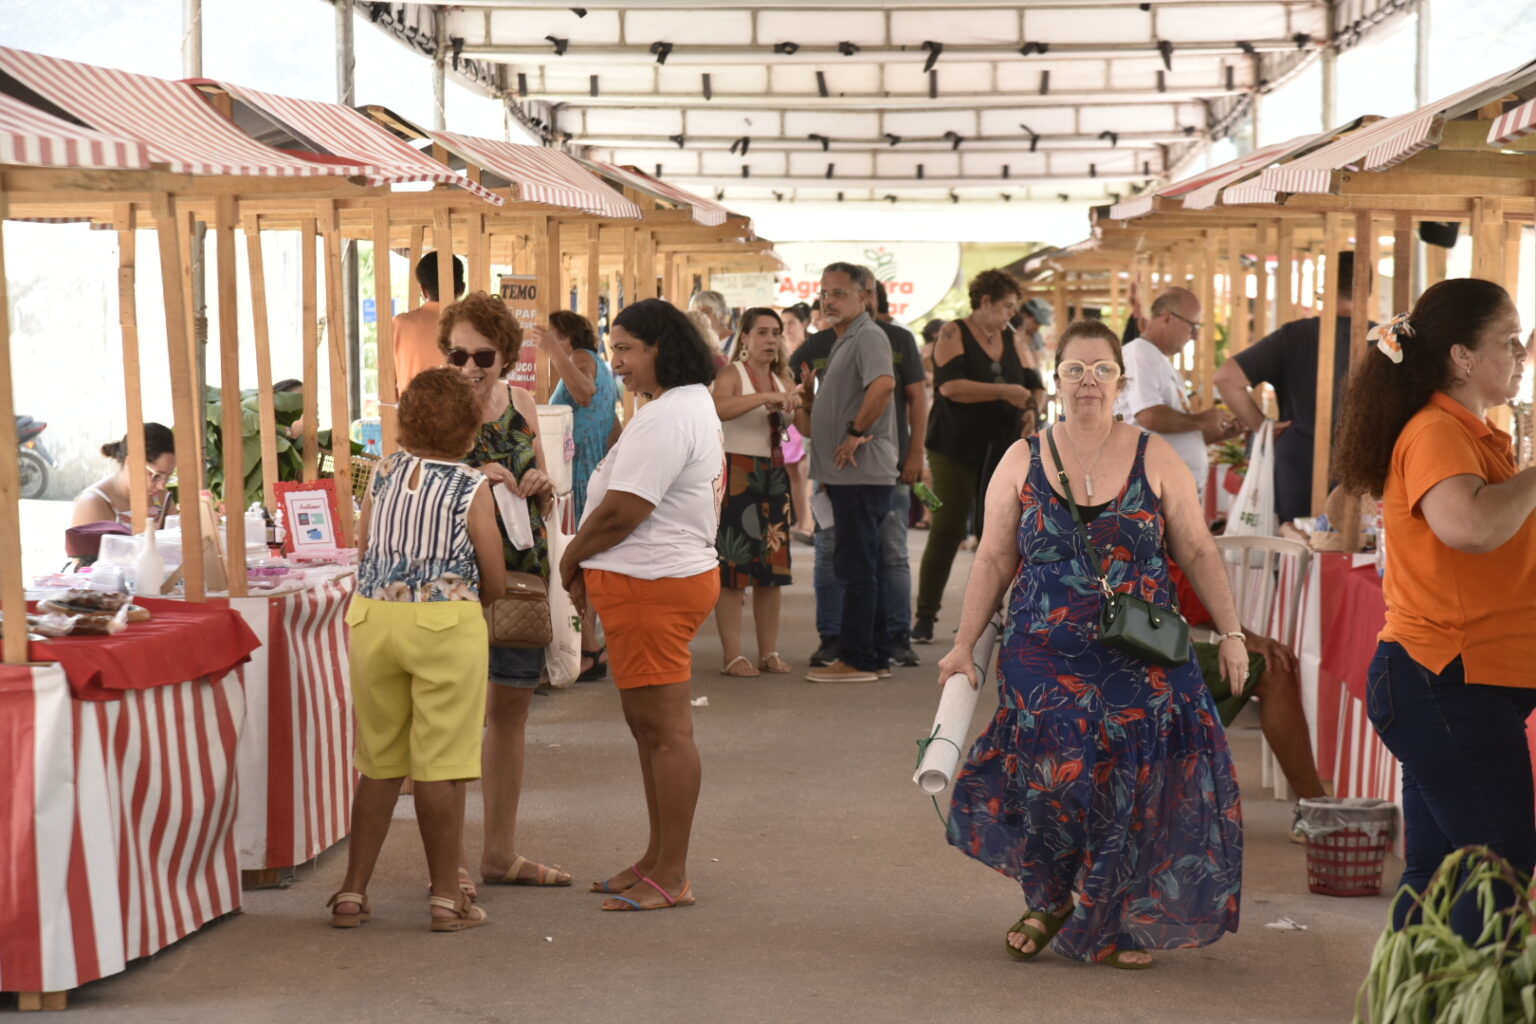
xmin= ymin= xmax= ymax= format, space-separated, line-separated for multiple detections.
xmin=326 ymin=890 xmax=371 ymax=929
xmin=429 ymin=891 xmax=489 ymax=932
xmin=487 ymin=854 xmax=572 ymax=887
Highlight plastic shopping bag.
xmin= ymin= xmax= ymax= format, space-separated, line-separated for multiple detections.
xmin=542 ymin=494 xmax=582 ymax=689
xmin=1226 ymin=420 xmax=1277 ymax=537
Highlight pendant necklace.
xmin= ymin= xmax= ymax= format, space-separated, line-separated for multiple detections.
xmin=1066 ymin=423 xmax=1114 ymax=498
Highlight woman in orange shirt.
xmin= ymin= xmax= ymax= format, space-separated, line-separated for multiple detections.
xmin=1334 ymin=278 xmax=1536 ymax=938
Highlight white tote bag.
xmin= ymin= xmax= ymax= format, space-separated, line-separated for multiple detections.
xmin=542 ymin=494 xmax=582 ymax=689
xmin=1226 ymin=420 xmax=1278 ymax=537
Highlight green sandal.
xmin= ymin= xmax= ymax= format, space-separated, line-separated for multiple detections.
xmin=1102 ymin=949 xmax=1154 ymax=970
xmin=1004 ymin=906 xmax=1071 ymax=961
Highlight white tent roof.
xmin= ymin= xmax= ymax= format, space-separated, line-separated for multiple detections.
xmin=364 ymin=0 xmax=1339 ymax=206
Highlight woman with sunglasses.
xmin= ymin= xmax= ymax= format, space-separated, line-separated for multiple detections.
xmin=710 ymin=307 xmax=800 ymax=676
xmin=913 ymin=269 xmax=1044 ymax=645
xmin=437 ymin=292 xmax=570 ymax=892
xmin=73 ymin=422 xmax=177 ymax=528
xmin=938 ymin=319 xmax=1245 ymax=970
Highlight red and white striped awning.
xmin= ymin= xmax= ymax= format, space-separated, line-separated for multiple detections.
xmin=589 ymin=162 xmax=731 ymax=226
xmin=1489 ymin=96 xmax=1536 ymax=145
xmin=429 ymin=131 xmax=641 ymax=219
xmin=1258 ymin=59 xmax=1536 ymax=196
xmin=0 ymin=46 xmax=368 ymax=180
xmin=1106 ymin=139 xmax=1304 ymax=220
xmin=0 ymin=91 xmax=151 ymax=170
xmin=205 ymin=82 xmax=502 ymax=203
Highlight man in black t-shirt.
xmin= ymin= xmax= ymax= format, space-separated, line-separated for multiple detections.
xmin=1215 ymin=252 xmax=1360 ymax=523
xmin=791 ymin=307 xmax=928 ymax=668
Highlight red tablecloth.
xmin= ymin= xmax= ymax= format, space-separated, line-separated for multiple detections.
xmin=28 ymin=597 xmax=260 ymax=701
xmin=1318 ymin=558 xmax=1387 ymax=703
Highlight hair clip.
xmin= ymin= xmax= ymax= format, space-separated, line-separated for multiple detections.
xmin=1366 ymin=312 xmax=1414 ymax=364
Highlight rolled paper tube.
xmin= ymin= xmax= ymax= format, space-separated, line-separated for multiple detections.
xmin=913 ymin=614 xmax=1002 ymax=795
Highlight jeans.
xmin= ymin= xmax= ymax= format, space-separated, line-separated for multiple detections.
xmin=915 ymin=449 xmax=982 ymax=621
xmin=812 ymin=485 xmax=912 ymax=646
xmin=823 ymin=484 xmax=893 ymax=672
xmin=1366 ymin=641 xmax=1536 ymax=939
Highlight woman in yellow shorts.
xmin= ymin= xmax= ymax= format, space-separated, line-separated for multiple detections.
xmin=561 ymin=299 xmax=725 ymax=912
xmin=326 ymin=368 xmax=507 ymax=932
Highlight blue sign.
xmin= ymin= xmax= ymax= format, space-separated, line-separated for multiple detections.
xmin=362 ymin=298 xmax=398 ymax=324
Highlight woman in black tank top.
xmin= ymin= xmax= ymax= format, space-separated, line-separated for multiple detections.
xmin=913 ymin=270 xmax=1044 ymax=642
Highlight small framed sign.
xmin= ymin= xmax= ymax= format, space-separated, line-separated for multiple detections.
xmin=274 ymin=479 xmax=340 ymax=558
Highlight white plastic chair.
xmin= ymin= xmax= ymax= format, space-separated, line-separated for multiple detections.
xmin=1212 ymin=535 xmax=1313 ymax=801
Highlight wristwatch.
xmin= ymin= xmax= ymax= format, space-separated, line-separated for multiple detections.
xmin=845 ymin=421 xmax=868 ymax=438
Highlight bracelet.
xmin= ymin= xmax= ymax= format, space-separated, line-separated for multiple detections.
xmin=1217 ymin=631 xmax=1246 ymax=644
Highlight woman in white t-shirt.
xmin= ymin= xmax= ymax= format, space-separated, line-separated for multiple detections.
xmin=559 ymin=298 xmax=725 ymax=912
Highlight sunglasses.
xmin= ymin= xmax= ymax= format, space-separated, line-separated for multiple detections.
xmin=1058 ymin=360 xmax=1122 ymax=384
xmin=446 ymin=348 xmax=499 ymax=369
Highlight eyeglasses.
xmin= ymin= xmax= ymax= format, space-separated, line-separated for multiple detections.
xmin=1168 ymin=310 xmax=1203 ymax=333
xmin=989 ymin=360 xmax=1005 ymax=384
xmin=446 ymin=348 xmax=499 ymax=369
xmin=145 ymin=464 xmax=172 ymax=486
xmin=817 ymin=288 xmax=860 ymax=301
xmin=1057 ymin=360 xmax=1122 ymax=384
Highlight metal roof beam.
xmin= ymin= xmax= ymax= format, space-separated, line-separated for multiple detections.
xmin=655 ymin=173 xmax=1154 ymax=188
xmin=524 ymin=88 xmax=1242 ymax=110
xmin=411 ymin=0 xmax=1301 ymax=8
xmin=574 ymin=132 xmax=1189 ymax=152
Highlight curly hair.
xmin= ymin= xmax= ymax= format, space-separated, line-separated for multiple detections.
xmin=968 ymin=268 xmax=1022 ymax=311
xmin=396 ymin=367 xmax=482 ymax=458
xmin=614 ymin=298 xmax=718 ymax=389
xmin=549 ymin=309 xmax=597 ymax=352
xmin=437 ymin=291 xmax=522 ymax=373
xmin=1054 ymin=319 xmax=1126 ymax=375
xmin=1333 ymin=278 xmax=1513 ymax=498
xmin=734 ymin=307 xmax=788 ymax=376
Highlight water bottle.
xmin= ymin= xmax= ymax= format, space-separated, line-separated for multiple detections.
xmin=913 ymin=481 xmax=943 ymax=512
xmin=135 ymin=520 xmax=165 ymax=598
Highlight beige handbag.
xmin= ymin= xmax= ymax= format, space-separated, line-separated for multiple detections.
xmin=486 ymin=572 xmax=553 ymax=649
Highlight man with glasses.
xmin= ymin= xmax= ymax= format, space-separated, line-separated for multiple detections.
xmin=792 ymin=263 xmax=899 ymax=683
xmin=1116 ymin=287 xmax=1241 ymax=496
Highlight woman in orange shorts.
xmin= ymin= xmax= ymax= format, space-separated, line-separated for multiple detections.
xmin=561 ymin=299 xmax=724 ymax=912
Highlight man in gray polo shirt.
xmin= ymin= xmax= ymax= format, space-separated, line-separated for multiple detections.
xmin=794 ymin=262 xmax=897 ymax=683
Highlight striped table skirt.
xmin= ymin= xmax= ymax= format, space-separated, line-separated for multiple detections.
xmin=0 ymin=663 xmax=245 ymax=994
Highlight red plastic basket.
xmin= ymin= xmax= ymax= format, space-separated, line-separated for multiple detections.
xmin=1304 ymin=828 xmax=1390 ymax=897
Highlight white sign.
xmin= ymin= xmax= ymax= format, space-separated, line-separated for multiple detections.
xmin=710 ymin=272 xmax=779 ymax=309
xmin=499 ymin=275 xmax=541 ymax=392
xmin=772 ymin=241 xmax=962 ymax=323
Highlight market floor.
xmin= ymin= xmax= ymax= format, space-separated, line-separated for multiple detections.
xmin=53 ymin=534 xmax=1391 ymax=1024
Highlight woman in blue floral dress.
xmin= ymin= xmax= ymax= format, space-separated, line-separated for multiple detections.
xmin=937 ymin=318 xmax=1248 ymax=969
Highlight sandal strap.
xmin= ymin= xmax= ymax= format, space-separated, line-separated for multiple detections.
xmin=635 ymin=872 xmax=680 ymax=906
xmin=328 ymin=891 xmax=367 ymax=908
xmin=723 ymin=655 xmax=752 ymax=671
xmin=428 ymin=895 xmax=460 ymax=911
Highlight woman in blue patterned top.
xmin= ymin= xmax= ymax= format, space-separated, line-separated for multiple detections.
xmin=535 ymin=310 xmax=620 ymax=681
xmin=329 ymin=367 xmax=504 ymax=933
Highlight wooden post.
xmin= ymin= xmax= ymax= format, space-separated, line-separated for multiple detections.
xmin=1108 ymin=266 xmax=1123 ymax=333
xmin=1425 ymin=242 xmax=1448 ymax=287
xmin=1277 ymin=220 xmax=1295 ymax=328
xmin=534 ymin=215 xmax=562 ymax=401
xmin=1253 ymin=221 xmax=1270 ymax=343
xmin=1311 ymin=212 xmax=1345 ymax=518
xmin=322 ymin=203 xmax=356 ymax=547
xmin=584 ymin=223 xmax=601 ymax=326
xmin=373 ymin=206 xmax=398 ymax=456
xmin=1350 ymin=211 xmax=1376 ymax=369
xmin=1471 ymin=197 xmax=1505 ymax=284
xmin=116 ymin=207 xmax=148 ymax=532
xmin=1227 ymin=227 xmax=1248 ymax=355
xmin=467 ymin=211 xmax=489 ymax=295
xmin=300 ymin=217 xmax=320 ymax=482
xmin=242 ymin=215 xmax=280 ymax=511
xmin=622 ymin=227 xmax=640 ymax=310
xmin=152 ymin=193 xmax=206 ymax=601
xmin=638 ymin=229 xmax=656 ymax=301
xmin=215 ymin=196 xmax=247 ymax=597
xmin=434 ymin=207 xmax=455 ymax=307
xmin=662 ymin=251 xmax=677 ymax=307
xmin=1052 ymin=275 xmax=1068 ymax=351
xmin=1504 ymin=222 xmax=1523 ymax=293
xmin=0 ymin=191 xmax=27 ymax=664
xmin=1197 ymin=231 xmax=1218 ymax=405
xmin=1392 ymin=211 xmax=1415 ymax=315
xmin=406 ymin=224 xmax=424 ymax=309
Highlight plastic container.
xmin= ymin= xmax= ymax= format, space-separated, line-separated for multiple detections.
xmin=1296 ymin=797 xmax=1397 ymax=897
xmin=536 ymin=404 xmax=574 ymax=496
xmin=134 ymin=521 xmax=165 ymax=597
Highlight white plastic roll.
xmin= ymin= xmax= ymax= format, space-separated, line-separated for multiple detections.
xmin=913 ymin=615 xmax=1002 ymax=796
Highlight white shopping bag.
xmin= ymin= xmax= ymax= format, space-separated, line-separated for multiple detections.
xmin=1226 ymin=420 xmax=1278 ymax=537
xmin=492 ymin=485 xmax=536 ymax=550
xmin=542 ymin=494 xmax=582 ymax=689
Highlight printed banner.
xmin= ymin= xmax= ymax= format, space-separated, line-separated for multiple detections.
xmin=772 ymin=241 xmax=962 ymax=323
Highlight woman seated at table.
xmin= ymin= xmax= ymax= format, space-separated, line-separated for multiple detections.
xmin=1333 ymin=278 xmax=1536 ymax=942
xmin=72 ymin=422 xmax=177 ymax=527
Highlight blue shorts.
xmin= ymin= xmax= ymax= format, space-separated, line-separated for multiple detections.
xmin=489 ymin=645 xmax=544 ymax=689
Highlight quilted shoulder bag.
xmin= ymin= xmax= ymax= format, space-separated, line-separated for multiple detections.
xmin=487 ymin=572 xmax=553 ymax=650
xmin=1044 ymin=429 xmax=1190 ymax=668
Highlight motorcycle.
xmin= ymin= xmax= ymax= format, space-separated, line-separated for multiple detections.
xmin=16 ymin=415 xmax=54 ymax=499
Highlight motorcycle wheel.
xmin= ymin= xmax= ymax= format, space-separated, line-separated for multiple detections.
xmin=18 ymin=448 xmax=49 ymax=499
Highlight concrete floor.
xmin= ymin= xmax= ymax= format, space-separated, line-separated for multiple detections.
xmin=58 ymin=535 xmax=1391 ymax=1023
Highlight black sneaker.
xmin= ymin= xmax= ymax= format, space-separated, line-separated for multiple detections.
xmin=911 ymin=617 xmax=935 ymax=644
xmin=891 ymin=644 xmax=920 ymax=667
xmin=809 ymin=639 xmax=840 ymax=667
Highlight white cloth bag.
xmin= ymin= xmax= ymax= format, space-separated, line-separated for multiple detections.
xmin=1226 ymin=420 xmax=1278 ymax=537
xmin=542 ymin=494 xmax=582 ymax=688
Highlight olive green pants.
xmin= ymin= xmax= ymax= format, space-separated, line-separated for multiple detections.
xmin=915 ymin=449 xmax=981 ymax=621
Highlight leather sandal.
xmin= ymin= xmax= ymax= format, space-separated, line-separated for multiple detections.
xmin=487 ymin=854 xmax=572 ymax=887
xmin=326 ymin=890 xmax=371 ymax=929
xmin=429 ymin=891 xmax=489 ymax=932
xmin=1005 ymin=905 xmax=1071 ymax=961
xmin=424 ymin=867 xmax=479 ymax=902
xmin=577 ymin=646 xmax=608 ymax=682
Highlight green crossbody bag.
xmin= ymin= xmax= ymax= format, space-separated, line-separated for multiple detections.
xmin=1045 ymin=429 xmax=1191 ymax=669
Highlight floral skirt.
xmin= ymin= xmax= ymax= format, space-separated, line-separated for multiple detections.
xmin=716 ymin=452 xmax=792 ymax=589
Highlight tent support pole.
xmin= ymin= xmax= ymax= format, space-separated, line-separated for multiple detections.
xmin=1311 ymin=213 xmax=1344 ymax=518
xmin=243 ymin=215 xmax=280 ymax=510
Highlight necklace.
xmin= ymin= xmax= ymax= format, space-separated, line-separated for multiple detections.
xmin=1061 ymin=423 xmax=1114 ymax=498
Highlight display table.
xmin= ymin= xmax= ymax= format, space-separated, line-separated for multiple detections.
xmin=222 ymin=574 xmax=355 ymax=877
xmin=0 ymin=603 xmax=255 ymax=1004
